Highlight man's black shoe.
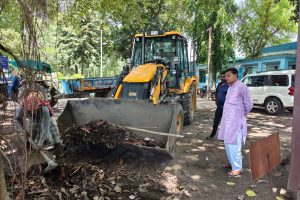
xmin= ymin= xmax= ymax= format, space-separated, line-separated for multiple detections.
xmin=206 ymin=136 xmax=214 ymax=140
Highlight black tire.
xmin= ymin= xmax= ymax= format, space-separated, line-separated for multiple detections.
xmin=265 ymin=98 xmax=282 ymax=115
xmin=181 ymin=85 xmax=196 ymax=125
xmin=18 ymin=84 xmax=49 ymax=103
xmin=199 ymin=90 xmax=205 ymax=98
xmin=49 ymin=87 xmax=58 ymax=107
xmin=167 ymin=105 xmax=184 ymax=157
xmin=211 ymin=91 xmax=216 ymax=101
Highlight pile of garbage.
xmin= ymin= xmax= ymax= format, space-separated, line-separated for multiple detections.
xmin=62 ymin=120 xmax=129 ymax=149
xmin=10 ymin=162 xmax=178 ymax=200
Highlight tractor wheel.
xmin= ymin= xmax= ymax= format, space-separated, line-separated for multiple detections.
xmin=181 ymin=85 xmax=196 ymax=125
xmin=166 ymin=104 xmax=184 ymax=157
xmin=18 ymin=84 xmax=49 ymax=103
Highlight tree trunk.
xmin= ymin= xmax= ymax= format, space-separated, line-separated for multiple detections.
xmin=74 ymin=65 xmax=78 ymax=74
xmin=212 ymin=68 xmax=217 ymax=88
xmin=81 ymin=60 xmax=84 ymax=75
xmin=0 ymin=156 xmax=10 ymax=200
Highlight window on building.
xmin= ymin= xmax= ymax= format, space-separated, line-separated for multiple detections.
xmin=270 ymin=75 xmax=288 ymax=86
xmin=253 ymin=75 xmax=268 ymax=86
xmin=243 ymin=66 xmax=257 ymax=77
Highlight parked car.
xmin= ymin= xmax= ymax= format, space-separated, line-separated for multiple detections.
xmin=241 ymin=70 xmax=295 ymax=115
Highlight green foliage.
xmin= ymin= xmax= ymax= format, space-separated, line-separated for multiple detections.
xmin=0 ymin=28 xmax=22 ymax=58
xmin=57 ymin=12 xmax=101 ymax=75
xmin=0 ymin=1 xmax=21 ymax=32
xmin=289 ymin=0 xmax=299 ymax=23
xmin=0 ymin=0 xmax=298 ymax=79
xmin=98 ymin=0 xmax=188 ymax=58
xmin=187 ymin=0 xmax=237 ymax=82
xmin=103 ymin=54 xmax=125 ymax=77
xmin=236 ymin=0 xmax=297 ymax=58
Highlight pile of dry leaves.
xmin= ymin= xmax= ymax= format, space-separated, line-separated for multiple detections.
xmin=10 ymin=162 xmax=179 ymax=200
xmin=62 ymin=120 xmax=129 ymax=149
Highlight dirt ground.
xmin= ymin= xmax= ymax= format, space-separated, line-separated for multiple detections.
xmin=168 ymin=98 xmax=293 ymax=200
xmin=1 ymin=97 xmax=294 ymax=200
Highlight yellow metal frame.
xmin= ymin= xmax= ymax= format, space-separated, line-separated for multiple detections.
xmin=134 ymin=31 xmax=183 ymax=38
xmin=114 ymin=84 xmax=123 ymax=99
xmin=168 ymin=76 xmax=198 ymax=94
xmin=183 ymin=76 xmax=198 ymax=93
xmin=123 ymin=63 xmax=163 ymax=83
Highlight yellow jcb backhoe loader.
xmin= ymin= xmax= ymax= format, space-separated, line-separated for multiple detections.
xmin=57 ymin=31 xmax=198 ymax=156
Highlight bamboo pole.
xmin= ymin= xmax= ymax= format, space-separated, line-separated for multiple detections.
xmin=125 ymin=126 xmax=184 ymax=138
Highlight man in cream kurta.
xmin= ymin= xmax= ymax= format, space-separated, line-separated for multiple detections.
xmin=218 ymin=68 xmax=253 ymax=176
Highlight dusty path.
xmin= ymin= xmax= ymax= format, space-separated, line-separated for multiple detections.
xmin=164 ymin=98 xmax=292 ymax=199
xmin=1 ymin=97 xmax=293 ymax=199
xmin=53 ymin=97 xmax=293 ymax=199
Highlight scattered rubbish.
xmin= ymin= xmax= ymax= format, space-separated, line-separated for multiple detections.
xmin=274 ymin=172 xmax=282 ymax=177
xmin=226 ymin=182 xmax=235 ymax=186
xmin=257 ymin=179 xmax=268 ymax=184
xmin=114 ymin=184 xmax=122 ymax=193
xmin=237 ymin=194 xmax=245 ymax=200
xmin=246 ymin=189 xmax=257 ymax=197
xmin=190 ymin=186 xmax=199 ymax=192
xmin=183 ymin=190 xmax=192 ymax=197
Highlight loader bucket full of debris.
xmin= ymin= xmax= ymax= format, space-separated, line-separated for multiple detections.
xmin=57 ymin=98 xmax=183 ymax=156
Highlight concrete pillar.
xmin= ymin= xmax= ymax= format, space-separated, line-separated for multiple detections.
xmin=288 ymin=7 xmax=300 ymax=194
xmin=257 ymin=62 xmax=263 ymax=72
xmin=279 ymin=59 xmax=286 ymax=70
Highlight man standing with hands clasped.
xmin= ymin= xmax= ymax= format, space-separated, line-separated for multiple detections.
xmin=218 ymin=68 xmax=253 ymax=177
xmin=206 ymin=71 xmax=229 ymax=140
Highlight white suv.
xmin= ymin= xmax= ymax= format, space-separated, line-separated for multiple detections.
xmin=241 ymin=70 xmax=295 ymax=115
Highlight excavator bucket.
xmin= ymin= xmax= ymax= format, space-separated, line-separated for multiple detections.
xmin=57 ymin=98 xmax=183 ymax=156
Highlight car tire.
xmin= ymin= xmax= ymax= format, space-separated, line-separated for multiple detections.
xmin=265 ymin=98 xmax=282 ymax=115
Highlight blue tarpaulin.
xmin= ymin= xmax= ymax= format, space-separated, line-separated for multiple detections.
xmin=0 ymin=55 xmax=9 ymax=69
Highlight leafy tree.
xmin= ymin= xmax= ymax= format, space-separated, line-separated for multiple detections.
xmin=57 ymin=12 xmax=100 ymax=75
xmin=236 ymin=0 xmax=297 ymax=58
xmin=289 ymin=0 xmax=299 ymax=23
xmin=0 ymin=28 xmax=22 ymax=58
xmin=187 ymin=0 xmax=237 ymax=82
xmin=98 ymin=0 xmax=188 ymax=58
xmin=103 ymin=53 xmax=125 ymax=77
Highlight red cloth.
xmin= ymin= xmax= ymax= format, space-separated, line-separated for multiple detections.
xmin=25 ymin=96 xmax=54 ymax=116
